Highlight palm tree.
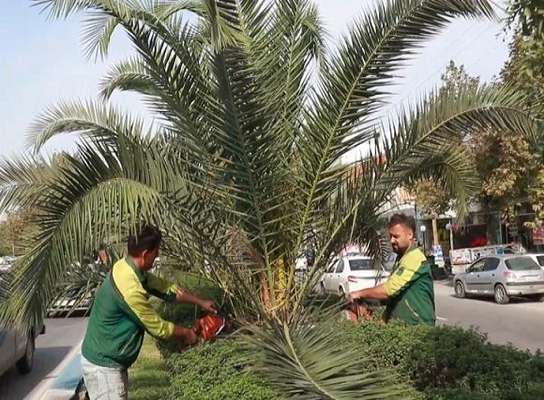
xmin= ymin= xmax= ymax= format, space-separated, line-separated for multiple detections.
xmin=1 ymin=0 xmax=540 ymax=397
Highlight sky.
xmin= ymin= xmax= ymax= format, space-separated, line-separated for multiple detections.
xmin=0 ymin=1 xmax=511 ymax=159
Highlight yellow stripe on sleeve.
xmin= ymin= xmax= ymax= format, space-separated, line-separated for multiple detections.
xmin=112 ymin=261 xmax=175 ymax=339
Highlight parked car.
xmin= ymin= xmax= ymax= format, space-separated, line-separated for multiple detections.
xmin=526 ymin=253 xmax=544 ymax=269
xmin=319 ymin=255 xmax=389 ymax=297
xmin=0 ymin=271 xmax=45 ymax=377
xmin=453 ymin=254 xmax=544 ymax=304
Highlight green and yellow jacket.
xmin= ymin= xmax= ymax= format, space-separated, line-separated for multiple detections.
xmin=382 ymin=247 xmax=435 ymax=326
xmin=82 ymin=257 xmax=178 ymax=368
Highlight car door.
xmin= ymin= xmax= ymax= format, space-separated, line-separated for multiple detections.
xmin=322 ymin=261 xmax=337 ymax=292
xmin=331 ymin=259 xmax=345 ymax=292
xmin=0 ymin=270 xmax=16 ymax=375
xmin=465 ymin=258 xmax=486 ymax=292
xmin=0 ymin=322 xmax=16 ymax=376
xmin=481 ymin=257 xmax=500 ymax=294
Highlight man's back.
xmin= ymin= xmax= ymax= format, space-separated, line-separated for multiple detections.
xmin=82 ymin=258 xmax=145 ymax=369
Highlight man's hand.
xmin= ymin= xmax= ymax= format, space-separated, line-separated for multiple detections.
xmin=198 ymin=299 xmax=217 ymax=314
xmin=174 ymin=325 xmax=198 ymax=345
xmin=350 ymin=285 xmax=390 ymax=302
xmin=175 ymin=288 xmax=217 ymax=314
xmin=348 ymin=290 xmax=363 ymax=303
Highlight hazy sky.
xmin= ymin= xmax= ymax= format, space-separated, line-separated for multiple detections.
xmin=0 ymin=1 xmax=510 ymax=158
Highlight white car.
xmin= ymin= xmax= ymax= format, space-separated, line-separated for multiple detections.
xmin=319 ymin=255 xmax=389 ymax=297
xmin=526 ymin=253 xmax=544 ymax=269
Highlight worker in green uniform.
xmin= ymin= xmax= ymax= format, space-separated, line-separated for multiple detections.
xmin=350 ymin=214 xmax=435 ymax=326
xmin=81 ymin=225 xmax=217 ymax=399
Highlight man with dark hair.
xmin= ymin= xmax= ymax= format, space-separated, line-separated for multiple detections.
xmin=350 ymin=213 xmax=435 ymax=326
xmin=81 ymin=225 xmax=216 ymax=399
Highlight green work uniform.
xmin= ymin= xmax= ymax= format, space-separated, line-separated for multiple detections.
xmin=82 ymin=257 xmax=178 ymax=369
xmin=382 ymin=247 xmax=435 ymax=326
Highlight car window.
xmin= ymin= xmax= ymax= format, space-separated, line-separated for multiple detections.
xmin=483 ymin=258 xmax=500 ymax=272
xmin=505 ymin=257 xmax=541 ymax=271
xmin=469 ymin=259 xmax=486 ymax=273
xmin=536 ymin=256 xmax=544 ymax=267
xmin=335 ymin=259 xmax=344 ymax=273
xmin=326 ymin=261 xmax=336 ymax=273
xmin=348 ymin=259 xmax=373 ymax=271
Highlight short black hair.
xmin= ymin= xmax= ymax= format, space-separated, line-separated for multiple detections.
xmin=127 ymin=225 xmax=162 ymax=256
xmin=388 ymin=213 xmax=416 ymax=234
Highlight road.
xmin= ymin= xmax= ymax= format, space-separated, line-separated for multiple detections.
xmin=0 ymin=318 xmax=87 ymax=400
xmin=434 ymin=281 xmax=544 ymax=353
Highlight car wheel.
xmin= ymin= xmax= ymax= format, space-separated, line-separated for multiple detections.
xmin=16 ymin=333 xmax=35 ymax=374
xmin=454 ymin=281 xmax=466 ymax=298
xmin=494 ymin=284 xmax=510 ymax=305
xmin=338 ymin=286 xmax=346 ymax=299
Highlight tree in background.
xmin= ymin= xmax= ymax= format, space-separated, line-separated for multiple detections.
xmin=408 ymin=61 xmax=479 ymax=247
xmin=413 ymin=59 xmax=541 ymax=245
xmin=407 ymin=177 xmax=451 ymax=249
xmin=0 ymin=209 xmax=38 ymax=257
xmin=504 ymin=0 xmax=544 ymax=231
xmin=507 ymin=0 xmax=544 ymax=88
xmin=0 ymin=223 xmax=10 ymax=256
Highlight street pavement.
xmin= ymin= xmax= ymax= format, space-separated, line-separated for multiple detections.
xmin=0 ymin=318 xmax=87 ymax=400
xmin=434 ymin=281 xmax=544 ymax=353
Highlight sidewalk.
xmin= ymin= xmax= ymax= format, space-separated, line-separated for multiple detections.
xmin=27 ymin=343 xmax=82 ymax=400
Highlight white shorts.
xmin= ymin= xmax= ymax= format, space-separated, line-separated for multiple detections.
xmin=81 ymin=355 xmax=128 ymax=400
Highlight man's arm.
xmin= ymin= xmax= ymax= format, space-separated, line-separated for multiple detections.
xmin=350 ymin=284 xmax=389 ymax=301
xmin=352 ymin=259 xmax=422 ymax=303
xmin=175 ymin=288 xmax=217 ymax=314
xmin=145 ymin=274 xmax=216 ymax=313
xmin=144 ymin=273 xmax=178 ymax=302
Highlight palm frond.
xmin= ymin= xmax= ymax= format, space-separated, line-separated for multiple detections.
xmin=244 ymin=309 xmax=411 ymax=399
xmin=1 ymin=136 xmax=175 ymax=327
xmin=82 ymin=11 xmax=120 ymax=59
xmin=99 ymin=57 xmax=159 ymax=99
xmin=296 ymin=0 xmax=495 ymax=257
xmin=28 ymin=99 xmax=148 ymax=152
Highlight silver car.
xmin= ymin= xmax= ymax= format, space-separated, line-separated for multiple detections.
xmin=454 ymin=255 xmax=544 ymax=304
xmin=0 ymin=269 xmax=44 ymax=377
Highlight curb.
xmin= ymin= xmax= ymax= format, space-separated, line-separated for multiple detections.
xmin=27 ymin=342 xmax=82 ymax=400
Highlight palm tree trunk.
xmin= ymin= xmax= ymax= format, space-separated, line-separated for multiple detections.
xmin=432 ymin=217 xmax=439 ymax=246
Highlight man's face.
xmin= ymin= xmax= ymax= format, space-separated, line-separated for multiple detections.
xmin=98 ymin=249 xmax=109 ymax=264
xmin=388 ymin=224 xmax=414 ymax=255
xmin=142 ymin=247 xmax=159 ymax=270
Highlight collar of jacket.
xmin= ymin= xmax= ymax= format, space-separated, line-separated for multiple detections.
xmin=399 ymin=244 xmax=420 ymax=261
xmin=125 ymin=255 xmax=146 ymax=282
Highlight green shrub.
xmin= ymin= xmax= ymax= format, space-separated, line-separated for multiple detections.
xmin=424 ymin=388 xmax=495 ymax=400
xmin=164 ymin=338 xmax=283 ymax=400
xmin=343 ymin=320 xmax=544 ymax=400
xmin=151 ymin=274 xmax=544 ymax=400
xmin=155 ymin=272 xmax=225 ymax=357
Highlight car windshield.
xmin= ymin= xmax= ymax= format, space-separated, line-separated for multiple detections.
xmin=536 ymin=256 xmax=544 ymax=267
xmin=349 ymin=259 xmax=373 ymax=271
xmin=505 ymin=257 xmax=541 ymax=271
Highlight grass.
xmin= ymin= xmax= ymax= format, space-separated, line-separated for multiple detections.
xmin=129 ymin=335 xmax=170 ymax=400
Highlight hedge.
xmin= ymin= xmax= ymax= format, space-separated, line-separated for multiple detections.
xmin=342 ymin=320 xmax=544 ymax=399
xmin=164 ymin=339 xmax=283 ymax=400
xmin=151 ymin=273 xmax=544 ymax=399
